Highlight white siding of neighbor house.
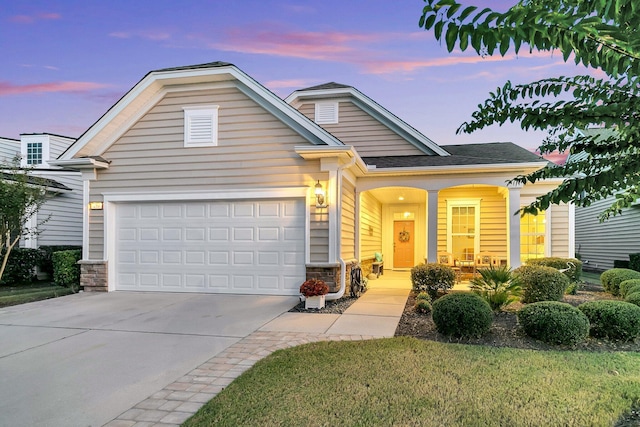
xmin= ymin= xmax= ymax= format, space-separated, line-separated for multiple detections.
xmin=48 ymin=135 xmax=75 ymax=160
xmin=437 ymin=187 xmax=508 ymax=261
xmin=550 ymin=203 xmax=571 ymax=258
xmin=87 ymin=85 xmax=327 ymax=260
xmin=359 ymin=191 xmax=383 ymax=260
xmin=576 ymin=196 xmax=640 ymax=270
xmin=36 ymin=171 xmax=83 ymax=247
xmin=0 ymin=138 xmax=20 ymax=162
xmin=341 ymin=178 xmax=356 ymax=260
xmin=297 ymin=101 xmax=426 ymax=157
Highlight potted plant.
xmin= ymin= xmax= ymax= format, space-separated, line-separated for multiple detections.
xmin=299 ymin=278 xmax=329 ymax=309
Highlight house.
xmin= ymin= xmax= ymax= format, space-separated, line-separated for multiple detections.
xmin=51 ymin=62 xmax=574 ymax=294
xmin=570 ymin=128 xmax=640 ymax=271
xmin=0 ymin=133 xmax=83 ymax=250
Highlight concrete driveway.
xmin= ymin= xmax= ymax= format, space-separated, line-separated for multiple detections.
xmin=0 ymin=291 xmax=298 ymax=427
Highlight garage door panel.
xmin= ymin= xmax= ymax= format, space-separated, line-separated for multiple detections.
xmin=115 ymin=199 xmax=305 ymax=294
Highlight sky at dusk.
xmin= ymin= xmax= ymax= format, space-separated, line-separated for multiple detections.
xmin=1 ymin=0 xmax=594 ymax=150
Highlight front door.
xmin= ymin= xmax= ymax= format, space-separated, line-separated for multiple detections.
xmin=393 ymin=220 xmax=414 ymax=268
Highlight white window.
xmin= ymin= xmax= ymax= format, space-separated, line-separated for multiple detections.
xmin=447 ymin=200 xmax=481 ymax=263
xmin=520 ymin=211 xmax=547 ymax=263
xmin=314 ymin=102 xmax=338 ymax=124
xmin=26 ymin=142 xmax=43 ymax=165
xmin=183 ymin=106 xmax=219 ymax=147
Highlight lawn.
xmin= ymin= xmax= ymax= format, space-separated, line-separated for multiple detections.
xmin=184 ymin=337 xmax=640 ymax=426
xmin=0 ymin=283 xmax=74 ymax=307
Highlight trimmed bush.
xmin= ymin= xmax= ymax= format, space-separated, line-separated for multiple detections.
xmin=411 ymin=263 xmax=455 ymax=299
xmin=630 ymin=253 xmax=640 ymax=272
xmin=526 ymin=257 xmax=583 ymax=282
xmin=415 ymin=299 xmax=432 ymax=314
xmin=515 ymin=265 xmax=569 ymax=303
xmin=620 ymin=279 xmax=640 ymax=298
xmin=600 ymin=268 xmax=640 ymax=296
xmin=0 ymin=248 xmax=44 ymax=285
xmin=565 ymin=282 xmax=578 ymax=295
xmin=52 ymin=249 xmax=82 ymax=292
xmin=625 ymin=292 xmax=640 ymax=307
xmin=432 ymin=293 xmax=493 ymax=338
xmin=614 ymin=259 xmax=631 ymax=269
xmin=39 ymin=245 xmax=82 ymax=277
xmin=578 ymin=300 xmax=640 ymax=341
xmin=517 ymin=301 xmax=590 ymax=345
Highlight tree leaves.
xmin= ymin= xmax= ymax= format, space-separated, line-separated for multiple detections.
xmin=419 ymin=0 xmax=640 ymax=219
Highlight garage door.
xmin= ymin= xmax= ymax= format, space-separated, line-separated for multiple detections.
xmin=114 ymin=199 xmax=305 ymax=295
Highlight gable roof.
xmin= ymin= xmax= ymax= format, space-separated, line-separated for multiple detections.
xmin=58 ymin=62 xmax=345 ymax=161
xmin=0 ymin=171 xmax=72 ymax=192
xmin=362 ymin=142 xmax=544 ymax=168
xmin=566 ymin=127 xmax=617 ymax=163
xmin=285 ymin=83 xmax=450 ymax=157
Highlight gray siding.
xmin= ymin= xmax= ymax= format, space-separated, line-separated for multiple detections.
xmin=310 ymin=207 xmax=329 ymax=263
xmin=88 ymin=85 xmax=326 ymax=259
xmin=0 ymin=138 xmax=20 ymax=163
xmin=48 ymin=135 xmax=74 ymax=160
xmin=36 ymin=171 xmax=83 ymax=246
xmin=298 ymin=101 xmax=425 ymax=157
xmin=359 ymin=191 xmax=382 ymax=259
xmin=576 ymin=197 xmax=640 ymax=270
xmin=341 ymin=178 xmax=356 ymax=260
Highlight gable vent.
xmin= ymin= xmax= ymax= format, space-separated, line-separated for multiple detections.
xmin=315 ymin=102 xmax=339 ymax=124
xmin=183 ymin=106 xmax=219 ymax=146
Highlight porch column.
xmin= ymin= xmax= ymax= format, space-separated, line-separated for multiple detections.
xmin=507 ymin=184 xmax=522 ymax=268
xmin=426 ymin=190 xmax=439 ymax=263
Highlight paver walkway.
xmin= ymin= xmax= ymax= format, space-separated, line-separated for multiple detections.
xmin=104 ymin=271 xmax=412 ymax=427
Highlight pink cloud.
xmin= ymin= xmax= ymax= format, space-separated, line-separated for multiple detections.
xmin=0 ymin=81 xmax=110 ymax=96
xmin=10 ymin=12 xmax=60 ymax=24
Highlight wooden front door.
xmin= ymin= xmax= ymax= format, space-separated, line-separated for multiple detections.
xmin=393 ymin=220 xmax=415 ymax=268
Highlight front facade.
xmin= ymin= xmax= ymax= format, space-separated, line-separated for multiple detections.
xmin=0 ymin=134 xmax=83 ymax=249
xmin=52 ymin=62 xmax=574 ymax=295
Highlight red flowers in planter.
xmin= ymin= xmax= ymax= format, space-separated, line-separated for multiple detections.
xmin=299 ymin=278 xmax=329 ymax=297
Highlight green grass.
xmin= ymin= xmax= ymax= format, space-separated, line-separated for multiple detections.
xmin=582 ymin=270 xmax=602 ymax=286
xmin=185 ymin=337 xmax=640 ymax=427
xmin=0 ymin=283 xmax=74 ymax=307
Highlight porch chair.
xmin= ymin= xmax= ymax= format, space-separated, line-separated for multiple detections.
xmin=437 ymin=251 xmax=461 ymax=283
xmin=475 ymin=252 xmax=496 ymax=270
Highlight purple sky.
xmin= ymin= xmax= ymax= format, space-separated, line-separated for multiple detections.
xmin=0 ymin=0 xmax=593 ymax=150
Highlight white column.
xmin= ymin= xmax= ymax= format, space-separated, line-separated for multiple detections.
xmin=80 ymin=170 xmax=96 ymax=260
xmin=507 ymin=185 xmax=522 ymax=268
xmin=427 ymin=190 xmax=439 ymax=263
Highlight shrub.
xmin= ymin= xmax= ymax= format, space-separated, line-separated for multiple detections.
xmin=52 ymin=249 xmax=82 ymax=292
xmin=515 ymin=265 xmax=569 ymax=303
xmin=630 ymin=253 xmax=640 ymax=272
xmin=565 ymin=282 xmax=578 ymax=295
xmin=0 ymin=248 xmax=44 ymax=285
xmin=39 ymin=245 xmax=82 ymax=277
xmin=578 ymin=300 xmax=640 ymax=341
xmin=625 ymin=292 xmax=640 ymax=307
xmin=469 ymin=264 xmax=521 ymax=311
xmin=526 ymin=257 xmax=583 ymax=282
xmin=432 ymin=293 xmax=493 ymax=338
xmin=416 ymin=291 xmax=431 ymax=301
xmin=620 ymin=279 xmax=640 ymax=298
xmin=614 ymin=259 xmax=631 ymax=269
xmin=411 ymin=263 xmax=455 ymax=299
xmin=600 ymin=269 xmax=640 ymax=296
xmin=415 ymin=299 xmax=432 ymax=314
xmin=517 ymin=302 xmax=589 ymax=345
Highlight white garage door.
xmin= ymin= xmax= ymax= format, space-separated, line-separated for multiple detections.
xmin=114 ymin=199 xmax=306 ymax=295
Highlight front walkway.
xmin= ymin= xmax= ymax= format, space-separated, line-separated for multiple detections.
xmin=105 ymin=271 xmax=412 ymax=427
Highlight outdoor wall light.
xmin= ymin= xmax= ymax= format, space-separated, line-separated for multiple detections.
xmin=315 ymin=180 xmax=328 ymax=208
xmin=89 ymin=201 xmax=104 ymax=210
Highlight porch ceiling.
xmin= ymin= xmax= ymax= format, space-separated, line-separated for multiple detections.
xmin=367 ymin=187 xmax=426 ymax=205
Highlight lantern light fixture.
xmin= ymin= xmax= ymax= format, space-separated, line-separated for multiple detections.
xmin=314 ymin=180 xmax=327 ymax=208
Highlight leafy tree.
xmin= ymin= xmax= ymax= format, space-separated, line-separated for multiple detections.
xmin=0 ymin=157 xmax=50 ymax=283
xmin=419 ymin=0 xmax=640 ymax=220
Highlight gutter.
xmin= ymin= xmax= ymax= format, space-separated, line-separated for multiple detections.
xmin=325 ymin=155 xmax=357 ymax=301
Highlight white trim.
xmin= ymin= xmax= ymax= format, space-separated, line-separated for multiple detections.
xmin=568 ymin=203 xmax=575 ymax=258
xmin=446 ymin=199 xmax=481 ymax=261
xmin=82 ymin=178 xmax=90 ymax=260
xmin=102 ymin=187 xmax=309 ymax=291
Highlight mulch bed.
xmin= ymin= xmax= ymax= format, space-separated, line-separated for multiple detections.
xmin=395 ymin=283 xmax=640 ymax=353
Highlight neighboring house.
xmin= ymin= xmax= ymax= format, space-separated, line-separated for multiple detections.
xmin=51 ymin=62 xmax=574 ymax=294
xmin=0 ymin=133 xmax=83 ymax=249
xmin=570 ymin=128 xmax=640 ymax=271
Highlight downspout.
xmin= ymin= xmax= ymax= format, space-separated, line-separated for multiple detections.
xmin=325 ymin=156 xmax=357 ymax=301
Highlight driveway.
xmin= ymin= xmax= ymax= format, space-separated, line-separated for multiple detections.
xmin=0 ymin=291 xmax=298 ymax=427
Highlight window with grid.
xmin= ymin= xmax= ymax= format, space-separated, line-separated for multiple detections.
xmin=451 ymin=206 xmax=476 ymax=262
xmin=520 ymin=211 xmax=546 ymax=263
xmin=26 ymin=142 xmax=43 ymax=165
